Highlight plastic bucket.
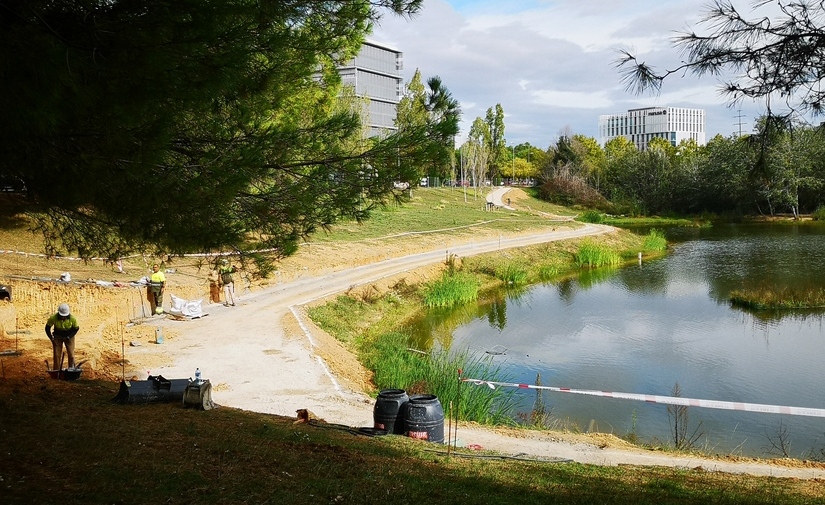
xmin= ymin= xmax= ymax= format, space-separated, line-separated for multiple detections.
xmin=403 ymin=394 xmax=445 ymax=443
xmin=373 ymin=389 xmax=409 ymax=435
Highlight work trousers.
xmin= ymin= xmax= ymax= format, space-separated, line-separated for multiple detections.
xmin=52 ymin=336 xmax=75 ymax=370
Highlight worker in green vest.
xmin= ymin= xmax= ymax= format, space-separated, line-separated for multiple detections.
xmin=219 ymin=259 xmax=237 ymax=306
xmin=148 ymin=263 xmax=166 ymax=314
xmin=45 ymin=303 xmax=80 ymax=370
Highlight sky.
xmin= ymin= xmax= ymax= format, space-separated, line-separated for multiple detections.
xmin=371 ymin=0 xmax=771 ymax=148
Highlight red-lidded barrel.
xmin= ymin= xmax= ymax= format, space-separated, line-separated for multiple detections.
xmin=373 ymin=389 xmax=409 ymax=435
xmin=403 ymin=394 xmax=444 ymax=443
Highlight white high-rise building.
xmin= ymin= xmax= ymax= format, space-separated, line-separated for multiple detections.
xmin=599 ymin=107 xmax=706 ymax=151
xmin=338 ymin=41 xmax=404 ymax=137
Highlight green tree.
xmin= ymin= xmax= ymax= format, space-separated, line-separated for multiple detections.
xmin=0 ymin=0 xmax=460 ymax=266
xmin=571 ymin=135 xmax=606 ymax=191
xmin=462 ymin=117 xmax=491 ymax=196
xmin=484 ymin=104 xmax=506 ymax=182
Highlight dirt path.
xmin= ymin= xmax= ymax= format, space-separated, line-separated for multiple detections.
xmin=113 ymin=222 xmax=825 ymax=479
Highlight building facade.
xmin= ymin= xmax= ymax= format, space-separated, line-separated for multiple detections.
xmin=338 ymin=40 xmax=403 ymax=137
xmin=598 ymin=107 xmax=706 ymax=151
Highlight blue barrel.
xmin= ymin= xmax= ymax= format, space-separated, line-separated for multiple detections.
xmin=373 ymin=389 xmax=409 ymax=435
xmin=403 ymin=394 xmax=444 ymax=443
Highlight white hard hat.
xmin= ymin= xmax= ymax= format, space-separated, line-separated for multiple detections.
xmin=58 ymin=303 xmax=70 ymax=317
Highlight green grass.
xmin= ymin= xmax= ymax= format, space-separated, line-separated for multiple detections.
xmin=574 ymin=240 xmax=623 ymax=268
xmin=2 ymin=379 xmax=823 ymax=505
xmin=361 ymin=331 xmax=518 ymax=423
xmin=730 ymin=286 xmax=825 ymax=310
xmin=642 ymin=229 xmax=668 ymax=252
xmin=307 ymin=187 xmax=578 ymax=243
xmin=423 ymin=271 xmax=481 ymax=308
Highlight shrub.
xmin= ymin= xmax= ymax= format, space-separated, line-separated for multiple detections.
xmin=578 ymin=210 xmax=604 ymax=224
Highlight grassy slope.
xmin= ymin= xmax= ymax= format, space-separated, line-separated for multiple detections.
xmin=2 ymin=379 xmax=823 ymax=505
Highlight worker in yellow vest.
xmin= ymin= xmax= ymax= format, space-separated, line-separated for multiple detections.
xmin=219 ymin=259 xmax=237 ymax=306
xmin=45 ymin=303 xmax=80 ymax=370
xmin=148 ymin=263 xmax=166 ymax=314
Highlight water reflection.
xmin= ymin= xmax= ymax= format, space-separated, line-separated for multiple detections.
xmin=406 ymin=224 xmax=825 ymax=458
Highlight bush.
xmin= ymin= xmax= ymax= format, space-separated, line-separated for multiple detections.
xmin=813 ymin=206 xmax=825 ymax=221
xmin=578 ymin=210 xmax=604 ymax=224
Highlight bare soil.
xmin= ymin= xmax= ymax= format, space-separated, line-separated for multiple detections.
xmin=2 ymin=190 xmax=824 ymax=480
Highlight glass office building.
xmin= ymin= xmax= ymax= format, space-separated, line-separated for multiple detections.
xmin=599 ymin=107 xmax=705 ymax=151
xmin=338 ymin=41 xmax=404 ymax=137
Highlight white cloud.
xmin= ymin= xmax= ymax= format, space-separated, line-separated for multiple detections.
xmin=372 ymin=0 xmax=774 ymax=147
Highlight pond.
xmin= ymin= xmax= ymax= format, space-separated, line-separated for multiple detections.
xmin=408 ymin=223 xmax=825 ymax=459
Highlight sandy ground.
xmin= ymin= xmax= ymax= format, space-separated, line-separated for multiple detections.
xmin=3 ymin=188 xmax=825 ymax=480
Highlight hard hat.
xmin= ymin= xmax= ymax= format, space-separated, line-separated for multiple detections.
xmin=58 ymin=303 xmax=70 ymax=316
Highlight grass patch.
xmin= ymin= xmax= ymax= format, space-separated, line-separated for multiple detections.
xmin=642 ymin=229 xmax=668 ymax=252
xmin=2 ymin=379 xmax=823 ymax=505
xmin=423 ymin=271 xmax=481 ymax=308
xmin=309 ymin=187 xmax=577 ymax=243
xmin=577 ymin=210 xmax=604 ymax=223
xmin=494 ymin=263 xmax=529 ymax=286
xmin=574 ymin=240 xmax=623 ymax=268
xmin=730 ymin=286 xmax=825 ymax=310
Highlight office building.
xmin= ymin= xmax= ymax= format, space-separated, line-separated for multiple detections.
xmin=599 ymin=107 xmax=706 ymax=151
xmin=338 ymin=40 xmax=403 ymax=137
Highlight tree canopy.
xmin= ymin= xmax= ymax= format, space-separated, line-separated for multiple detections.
xmin=1 ymin=0 xmax=459 ymax=264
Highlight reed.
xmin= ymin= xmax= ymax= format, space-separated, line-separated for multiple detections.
xmin=362 ymin=331 xmax=517 ymax=423
xmin=574 ymin=240 xmax=623 ymax=268
xmin=422 ymin=271 xmax=480 ymax=308
xmin=642 ymin=229 xmax=668 ymax=252
xmin=730 ymin=286 xmax=825 ymax=310
xmin=494 ymin=263 xmax=529 ymax=286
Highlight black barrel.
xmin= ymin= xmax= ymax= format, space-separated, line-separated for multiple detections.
xmin=403 ymin=394 xmax=445 ymax=443
xmin=373 ymin=389 xmax=409 ymax=435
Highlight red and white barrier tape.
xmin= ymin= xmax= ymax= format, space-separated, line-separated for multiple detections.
xmin=461 ymin=378 xmax=825 ymax=418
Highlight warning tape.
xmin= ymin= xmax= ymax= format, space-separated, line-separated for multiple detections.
xmin=461 ymin=378 xmax=825 ymax=418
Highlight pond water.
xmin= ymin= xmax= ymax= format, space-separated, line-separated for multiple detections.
xmin=409 ymin=223 xmax=825 ymax=458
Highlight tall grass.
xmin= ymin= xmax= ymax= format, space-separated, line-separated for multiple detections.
xmin=642 ymin=229 xmax=667 ymax=252
xmin=574 ymin=240 xmax=623 ymax=268
xmin=423 ymin=271 xmax=480 ymax=307
xmin=362 ymin=331 xmax=517 ymax=424
xmin=494 ymin=263 xmax=529 ymax=285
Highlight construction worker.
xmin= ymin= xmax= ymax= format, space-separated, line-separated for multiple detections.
xmin=148 ymin=263 xmax=166 ymax=314
xmin=219 ymin=258 xmax=237 ymax=306
xmin=45 ymin=303 xmax=79 ymax=370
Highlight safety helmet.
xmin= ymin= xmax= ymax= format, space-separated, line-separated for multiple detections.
xmin=58 ymin=303 xmax=71 ymax=317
